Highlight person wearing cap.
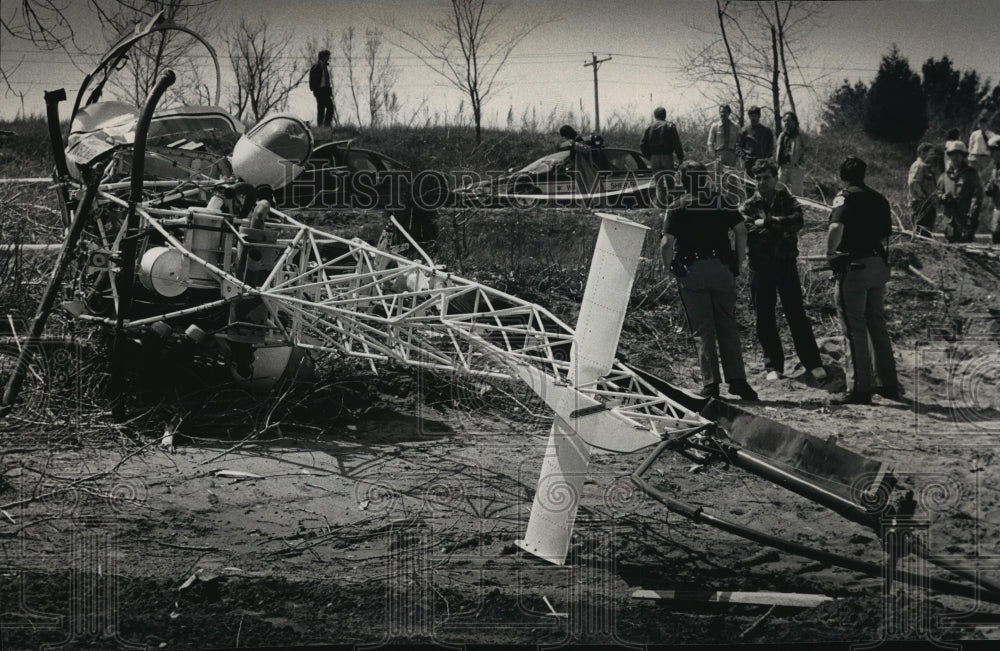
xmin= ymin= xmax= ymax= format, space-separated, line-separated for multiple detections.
xmin=984 ymin=135 xmax=1000 ymax=244
xmin=776 ymin=112 xmax=806 ymax=196
xmin=968 ymin=113 xmax=996 ymax=175
xmin=826 ymin=156 xmax=900 ymax=405
xmin=740 ymin=158 xmax=826 ymax=383
xmin=707 ymin=104 xmax=740 ymax=168
xmin=737 ymin=106 xmax=774 ymax=176
xmin=944 ymin=128 xmax=962 ymax=172
xmin=908 ymin=142 xmax=938 ymax=237
xmin=937 ymin=140 xmax=984 ymax=243
xmin=309 ymin=49 xmax=335 ymax=128
xmin=661 ymin=161 xmax=758 ymax=401
xmin=641 ymin=107 xmax=685 ymax=207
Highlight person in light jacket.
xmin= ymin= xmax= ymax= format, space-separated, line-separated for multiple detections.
xmin=776 ymin=112 xmax=806 ymax=196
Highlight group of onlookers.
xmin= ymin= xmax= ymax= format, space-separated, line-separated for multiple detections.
xmin=645 ymin=105 xmax=901 ymax=406
xmin=908 ymin=113 xmax=1000 ymax=244
xmin=640 ymin=103 xmax=806 ymax=197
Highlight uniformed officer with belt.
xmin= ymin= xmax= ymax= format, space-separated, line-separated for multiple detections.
xmin=826 ymin=156 xmax=901 ymax=405
xmin=661 ymin=161 xmax=759 ymax=401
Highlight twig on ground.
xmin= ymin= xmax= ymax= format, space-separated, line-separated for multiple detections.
xmin=739 ymin=604 xmax=776 ymax=639
xmin=198 ymin=423 xmax=280 ymax=466
xmin=154 ymin=540 xmax=221 ymax=552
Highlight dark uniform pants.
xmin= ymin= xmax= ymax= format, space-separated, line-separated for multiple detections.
xmin=314 ymin=88 xmax=334 ymax=127
xmin=750 ymin=258 xmax=822 ymax=374
xmin=678 ymin=259 xmax=747 ymax=388
xmin=835 ymin=256 xmax=898 ymax=393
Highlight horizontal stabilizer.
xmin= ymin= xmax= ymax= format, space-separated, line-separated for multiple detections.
xmin=513 ymin=364 xmax=662 ymax=453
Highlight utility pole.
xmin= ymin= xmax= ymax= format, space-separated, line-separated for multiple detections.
xmin=584 ymin=53 xmax=612 ymax=133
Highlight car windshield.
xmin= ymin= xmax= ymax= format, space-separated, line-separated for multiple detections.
xmin=516 ymin=152 xmax=569 ymax=175
xmin=603 ymin=150 xmax=642 ymax=171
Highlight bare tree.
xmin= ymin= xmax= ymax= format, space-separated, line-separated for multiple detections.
xmin=1 ymin=0 xmax=114 ymax=48
xmin=100 ymin=0 xmax=218 ymax=107
xmin=683 ymin=1 xmax=824 ymax=132
xmin=225 ymin=16 xmax=307 ymax=124
xmin=1 ymin=1 xmax=212 ymax=99
xmin=716 ymin=0 xmax=745 ymax=125
xmin=340 ymin=26 xmax=364 ymax=126
xmin=385 ymin=0 xmax=544 ymax=141
xmin=772 ymin=0 xmax=797 ymax=116
xmin=363 ymin=28 xmax=398 ymax=127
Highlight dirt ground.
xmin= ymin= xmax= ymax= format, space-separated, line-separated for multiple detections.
xmin=4 ymin=204 xmax=1000 ymax=649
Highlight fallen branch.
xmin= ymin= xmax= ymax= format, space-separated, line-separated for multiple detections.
xmin=907 ymin=265 xmax=944 ymax=291
xmin=631 ymin=589 xmax=833 ymax=608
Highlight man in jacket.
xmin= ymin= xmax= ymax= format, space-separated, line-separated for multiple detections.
xmin=740 ymin=159 xmax=825 ymax=382
xmin=641 ymin=106 xmax=685 ymax=207
xmin=309 ymin=50 xmax=335 ymax=128
xmin=706 ymin=104 xmax=739 ymax=168
xmin=937 ymin=141 xmax=984 ymax=243
xmin=661 ymin=161 xmax=758 ymax=401
xmin=908 ymin=142 xmax=938 ymax=237
xmin=827 ymin=156 xmax=899 ymax=405
xmin=737 ymin=105 xmax=774 ymax=176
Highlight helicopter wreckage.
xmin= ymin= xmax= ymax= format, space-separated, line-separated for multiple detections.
xmin=2 ymin=13 xmax=999 ymax=609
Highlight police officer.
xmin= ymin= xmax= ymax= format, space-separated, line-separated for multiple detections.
xmin=661 ymin=161 xmax=758 ymax=401
xmin=826 ymin=156 xmax=900 ymax=405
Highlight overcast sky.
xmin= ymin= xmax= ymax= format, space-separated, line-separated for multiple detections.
xmin=2 ymin=0 xmax=999 ymax=130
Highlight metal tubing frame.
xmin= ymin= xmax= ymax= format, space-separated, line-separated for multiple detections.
xmin=629 ymin=444 xmax=1000 ymax=605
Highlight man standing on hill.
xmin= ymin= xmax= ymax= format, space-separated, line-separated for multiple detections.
xmin=937 ymin=141 xmax=984 ymax=243
xmin=740 ymin=159 xmax=825 ymax=383
xmin=968 ymin=112 xmax=996 ymax=175
xmin=776 ymin=112 xmax=806 ymax=196
xmin=641 ymin=107 xmax=685 ymax=206
xmin=826 ymin=156 xmax=899 ymax=405
xmin=984 ymin=135 xmax=1000 ymax=244
xmin=908 ymin=142 xmax=938 ymax=237
xmin=707 ymin=104 xmax=739 ymax=169
xmin=661 ymin=161 xmax=759 ymax=401
xmin=309 ymin=49 xmax=335 ymax=128
xmin=737 ymin=106 xmax=774 ymax=176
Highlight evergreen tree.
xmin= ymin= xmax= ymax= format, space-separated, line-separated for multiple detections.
xmin=922 ymin=56 xmax=993 ymax=135
xmin=863 ymin=45 xmax=927 ymax=142
xmin=822 ymin=79 xmax=868 ymax=131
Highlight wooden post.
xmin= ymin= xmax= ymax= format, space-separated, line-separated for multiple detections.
xmin=584 ymin=53 xmax=612 ymax=133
